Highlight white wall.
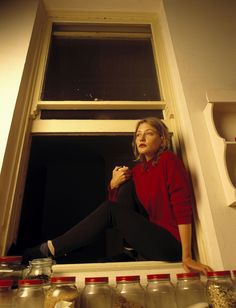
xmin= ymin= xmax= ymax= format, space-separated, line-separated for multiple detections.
xmin=163 ymin=0 xmax=236 ymax=268
xmin=0 ymin=0 xmax=38 ymax=172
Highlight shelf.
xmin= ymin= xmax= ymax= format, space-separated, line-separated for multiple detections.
xmin=226 ymin=142 xmax=236 ymax=188
xmin=204 ymin=91 xmax=236 ymax=206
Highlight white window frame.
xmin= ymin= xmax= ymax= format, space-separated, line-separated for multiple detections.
xmin=1 ymin=9 xmax=185 ymax=278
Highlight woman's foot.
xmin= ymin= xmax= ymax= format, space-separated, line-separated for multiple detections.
xmin=22 ymin=242 xmax=54 ymax=264
xmin=8 ymin=241 xmax=55 ymax=265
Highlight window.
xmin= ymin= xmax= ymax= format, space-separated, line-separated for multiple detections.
xmin=41 ymin=23 xmax=161 ymax=102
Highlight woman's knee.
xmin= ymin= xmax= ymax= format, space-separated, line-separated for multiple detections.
xmin=116 ymin=180 xmax=136 ymax=207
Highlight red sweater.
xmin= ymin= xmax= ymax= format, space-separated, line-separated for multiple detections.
xmin=109 ymin=151 xmax=193 ymax=241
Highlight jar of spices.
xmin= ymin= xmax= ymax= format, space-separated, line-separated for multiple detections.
xmin=0 ymin=279 xmax=13 ymax=308
xmin=232 ymin=270 xmax=236 ymax=307
xmin=114 ymin=275 xmax=145 ymax=308
xmin=206 ymin=270 xmax=234 ymax=308
xmin=44 ymin=276 xmax=80 ymax=308
xmin=146 ymin=273 xmax=177 ymax=308
xmin=0 ymin=256 xmax=24 ymax=288
xmin=81 ymin=276 xmax=113 ymax=308
xmin=175 ymin=272 xmax=208 ymax=308
xmin=13 ymin=279 xmax=45 ymax=308
xmin=25 ymin=257 xmax=54 ymax=286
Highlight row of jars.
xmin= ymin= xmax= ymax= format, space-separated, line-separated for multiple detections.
xmin=1 ymin=256 xmax=236 ymax=307
xmin=1 ymin=271 xmax=236 ymax=308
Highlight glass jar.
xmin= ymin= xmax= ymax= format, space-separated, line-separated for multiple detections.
xmin=206 ymin=270 xmax=234 ymax=308
xmin=115 ymin=275 xmax=145 ymax=308
xmin=81 ymin=276 xmax=113 ymax=308
xmin=0 ymin=279 xmax=13 ymax=308
xmin=44 ymin=276 xmax=80 ymax=308
xmin=175 ymin=272 xmax=208 ymax=308
xmin=25 ymin=257 xmax=54 ymax=286
xmin=232 ymin=270 xmax=236 ymax=307
xmin=13 ymin=279 xmax=45 ymax=308
xmin=146 ymin=273 xmax=177 ymax=308
xmin=0 ymin=256 xmax=24 ymax=288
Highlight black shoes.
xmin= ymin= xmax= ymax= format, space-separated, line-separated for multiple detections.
xmin=7 ymin=243 xmax=50 ymax=265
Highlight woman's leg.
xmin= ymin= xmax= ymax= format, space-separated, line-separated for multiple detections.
xmin=23 ymin=180 xmax=181 ymax=262
xmin=110 ymin=203 xmax=181 ymax=262
xmin=114 ymin=181 xmax=181 ymax=261
xmin=53 ymin=200 xmax=181 ymax=262
xmin=52 ymin=180 xmax=139 ymax=255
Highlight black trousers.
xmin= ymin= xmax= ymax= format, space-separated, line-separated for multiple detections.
xmin=52 ymin=180 xmax=182 ymax=262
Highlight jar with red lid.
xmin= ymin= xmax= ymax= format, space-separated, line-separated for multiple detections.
xmin=44 ymin=276 xmax=80 ymax=308
xmin=25 ymin=257 xmax=54 ymax=286
xmin=13 ymin=279 xmax=45 ymax=308
xmin=206 ymin=270 xmax=234 ymax=308
xmin=0 ymin=279 xmax=13 ymax=307
xmin=0 ymin=256 xmax=24 ymax=288
xmin=146 ymin=273 xmax=177 ymax=308
xmin=175 ymin=272 xmax=208 ymax=308
xmin=114 ymin=275 xmax=145 ymax=308
xmin=81 ymin=276 xmax=113 ymax=308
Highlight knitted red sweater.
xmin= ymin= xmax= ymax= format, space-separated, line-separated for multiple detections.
xmin=110 ymin=151 xmax=193 ymax=241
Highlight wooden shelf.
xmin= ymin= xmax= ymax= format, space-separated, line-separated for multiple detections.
xmin=204 ymin=91 xmax=236 ymax=206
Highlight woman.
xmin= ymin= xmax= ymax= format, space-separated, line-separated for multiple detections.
xmin=22 ymin=117 xmax=211 ymax=274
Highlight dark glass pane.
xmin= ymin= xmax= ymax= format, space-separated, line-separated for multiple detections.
xmin=40 ymin=109 xmax=163 ymax=120
xmin=42 ymin=37 xmax=160 ymax=101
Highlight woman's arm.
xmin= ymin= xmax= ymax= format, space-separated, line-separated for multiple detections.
xmin=178 ymin=223 xmax=212 ymax=275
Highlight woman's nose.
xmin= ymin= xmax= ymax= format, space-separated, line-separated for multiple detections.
xmin=140 ymin=133 xmax=146 ymax=140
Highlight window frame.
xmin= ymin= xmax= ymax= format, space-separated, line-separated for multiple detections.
xmin=30 ymin=13 xmax=170 ymax=118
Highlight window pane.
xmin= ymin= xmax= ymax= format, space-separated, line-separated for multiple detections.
xmin=42 ymin=36 xmax=161 ymax=101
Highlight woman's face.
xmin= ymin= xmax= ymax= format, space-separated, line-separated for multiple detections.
xmin=135 ymin=122 xmax=163 ymax=161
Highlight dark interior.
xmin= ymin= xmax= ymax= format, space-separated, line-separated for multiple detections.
xmin=17 ymin=134 xmax=135 ymax=263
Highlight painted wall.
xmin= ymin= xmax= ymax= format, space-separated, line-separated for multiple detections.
xmin=0 ymin=0 xmax=38 ymax=171
xmin=163 ymin=0 xmax=236 ymax=268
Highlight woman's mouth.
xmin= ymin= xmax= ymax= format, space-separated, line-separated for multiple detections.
xmin=139 ymin=143 xmax=147 ymax=148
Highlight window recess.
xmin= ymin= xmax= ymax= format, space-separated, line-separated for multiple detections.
xmin=41 ymin=23 xmax=162 ymax=104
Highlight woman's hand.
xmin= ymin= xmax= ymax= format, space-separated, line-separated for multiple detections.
xmin=178 ymin=224 xmax=213 ymax=275
xmin=110 ymin=166 xmax=131 ymax=190
xmin=182 ymin=257 xmax=213 ymax=276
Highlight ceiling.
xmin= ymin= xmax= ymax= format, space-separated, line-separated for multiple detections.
xmin=43 ymin=0 xmax=161 ymax=12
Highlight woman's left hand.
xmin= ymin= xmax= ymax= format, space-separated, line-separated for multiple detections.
xmin=182 ymin=257 xmax=213 ymax=275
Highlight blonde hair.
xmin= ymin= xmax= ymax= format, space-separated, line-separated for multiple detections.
xmin=132 ymin=117 xmax=171 ymax=163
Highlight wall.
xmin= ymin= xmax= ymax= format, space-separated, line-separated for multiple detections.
xmin=162 ymin=0 xmax=236 ymax=268
xmin=0 ymin=0 xmax=38 ymax=172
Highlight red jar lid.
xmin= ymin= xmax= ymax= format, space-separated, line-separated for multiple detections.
xmin=176 ymin=272 xmax=200 ymax=279
xmin=147 ymin=274 xmax=170 ymax=280
xmin=116 ymin=275 xmax=140 ymax=282
xmin=0 ymin=280 xmax=13 ymax=287
xmin=0 ymin=256 xmax=22 ymax=263
xmin=232 ymin=270 xmax=236 ymax=277
xmin=51 ymin=276 xmax=76 ymax=284
xmin=19 ymin=279 xmax=43 ymax=286
xmin=85 ymin=277 xmax=109 ymax=283
xmin=207 ymin=271 xmax=231 ymax=277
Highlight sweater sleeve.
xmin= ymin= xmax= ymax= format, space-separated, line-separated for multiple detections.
xmin=165 ymin=153 xmax=193 ymax=224
xmin=107 ymin=185 xmax=119 ymax=202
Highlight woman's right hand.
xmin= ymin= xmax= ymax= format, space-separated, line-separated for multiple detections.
xmin=110 ymin=166 xmax=131 ymax=190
